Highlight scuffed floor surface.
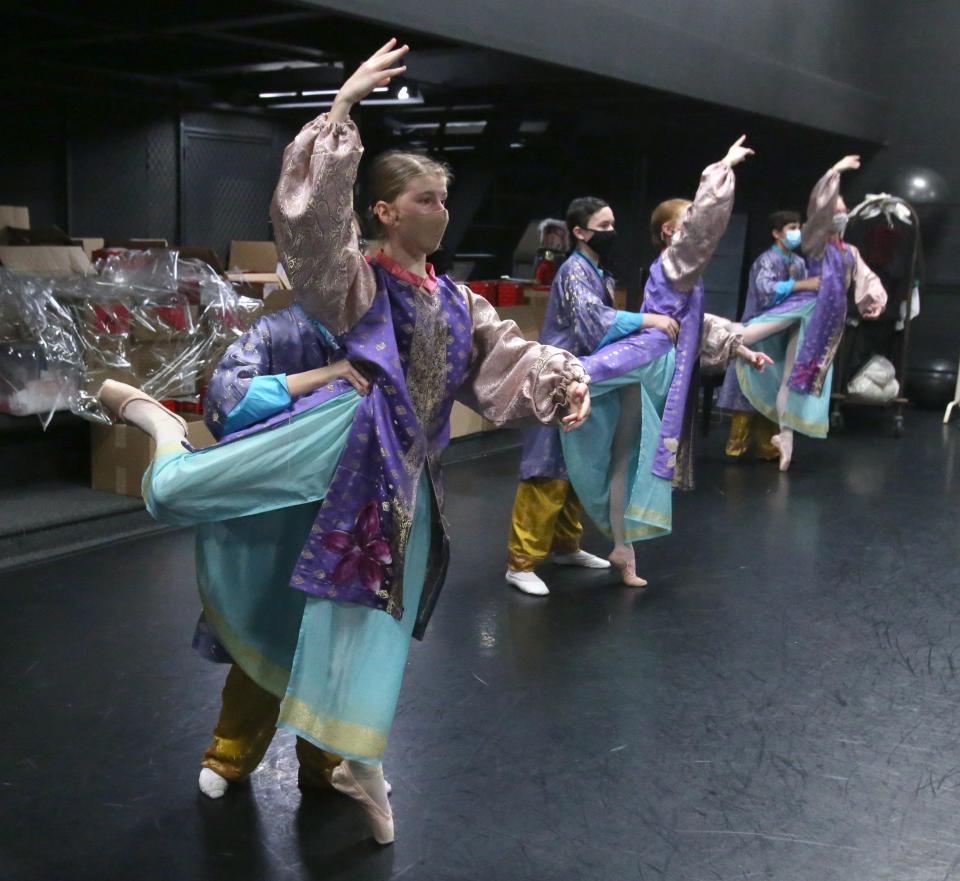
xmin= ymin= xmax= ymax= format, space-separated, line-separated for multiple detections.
xmin=3 ymin=411 xmax=960 ymax=881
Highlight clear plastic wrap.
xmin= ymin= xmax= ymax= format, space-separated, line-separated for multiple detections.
xmin=0 ymin=271 xmax=83 ymax=429
xmin=0 ymin=250 xmax=265 ymax=427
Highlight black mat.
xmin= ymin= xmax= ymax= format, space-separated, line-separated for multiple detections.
xmin=3 ymin=411 xmax=959 ymax=881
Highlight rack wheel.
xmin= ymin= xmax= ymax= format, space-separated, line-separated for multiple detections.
xmin=893 ymin=413 xmax=904 ymax=438
xmin=830 ymin=410 xmax=845 ymax=431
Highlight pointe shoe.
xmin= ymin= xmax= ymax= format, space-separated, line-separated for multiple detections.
xmin=771 ymin=434 xmax=792 ymax=472
xmin=198 ymin=767 xmax=229 ymax=799
xmin=98 ymin=379 xmax=187 ymax=431
xmin=330 ymin=762 xmax=395 ymax=845
xmin=608 ymin=554 xmax=648 ymax=588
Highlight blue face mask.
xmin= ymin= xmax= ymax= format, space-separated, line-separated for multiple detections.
xmin=783 ymin=229 xmax=802 ymax=250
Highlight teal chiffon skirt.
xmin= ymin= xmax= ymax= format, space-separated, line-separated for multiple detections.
xmin=735 ymin=300 xmax=834 ymax=438
xmin=561 ymin=350 xmax=676 ymax=543
xmin=143 ymin=389 xmax=430 ymax=763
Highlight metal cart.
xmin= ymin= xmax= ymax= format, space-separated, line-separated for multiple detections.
xmin=829 ymin=195 xmax=922 ymax=437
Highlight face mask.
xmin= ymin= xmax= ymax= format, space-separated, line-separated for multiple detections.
xmin=395 ymin=208 xmax=449 ymax=255
xmin=783 ymin=229 xmax=802 ymax=249
xmin=832 ymin=212 xmax=849 ymax=235
xmin=584 ymin=228 xmax=616 ymax=262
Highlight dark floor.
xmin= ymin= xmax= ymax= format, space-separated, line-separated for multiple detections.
xmin=3 ymin=410 xmax=960 ymax=881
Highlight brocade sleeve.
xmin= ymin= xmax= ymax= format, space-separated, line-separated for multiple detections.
xmin=801 ymin=168 xmax=841 ymax=261
xmin=699 ymin=313 xmax=743 ymax=373
xmin=662 ymin=161 xmax=736 ymax=292
xmin=849 ymin=244 xmax=888 ymax=316
xmin=457 ymin=288 xmax=588 ymax=426
xmin=270 ymin=114 xmax=377 ymax=334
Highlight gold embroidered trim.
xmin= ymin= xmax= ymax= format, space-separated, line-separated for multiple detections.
xmin=278 ymin=696 xmax=388 ymax=760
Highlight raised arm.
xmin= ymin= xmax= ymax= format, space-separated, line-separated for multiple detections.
xmin=458 ymin=289 xmax=590 ymax=431
xmin=269 ymin=40 xmax=409 ymax=333
xmin=663 ymin=135 xmax=752 ymax=292
xmin=802 ymin=154 xmax=860 ymax=260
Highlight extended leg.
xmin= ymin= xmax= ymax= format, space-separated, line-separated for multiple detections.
xmin=607 ymin=385 xmax=647 ymax=587
xmin=772 ymin=327 xmax=800 ymax=471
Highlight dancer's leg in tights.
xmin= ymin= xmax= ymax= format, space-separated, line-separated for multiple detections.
xmin=607 ymin=385 xmax=647 ymax=587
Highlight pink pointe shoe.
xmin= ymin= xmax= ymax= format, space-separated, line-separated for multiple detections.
xmin=97 ymin=379 xmax=187 ymax=431
xmin=608 ymin=552 xmax=648 ymax=588
xmin=771 ymin=433 xmax=792 ymax=472
xmin=330 ymin=761 xmax=395 ymax=845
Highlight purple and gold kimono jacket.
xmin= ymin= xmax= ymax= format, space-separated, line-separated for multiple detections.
xmin=519 ymin=251 xmax=617 ymax=480
xmin=716 ymin=246 xmax=808 ymax=411
xmin=269 ymin=115 xmax=586 ymax=637
xmin=788 ymin=169 xmax=887 ymax=395
xmin=203 ymin=304 xmax=338 ymax=439
xmin=583 ymin=161 xmax=737 ymax=488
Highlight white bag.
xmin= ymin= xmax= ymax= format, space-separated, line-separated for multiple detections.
xmin=848 ymin=355 xmax=899 ymax=404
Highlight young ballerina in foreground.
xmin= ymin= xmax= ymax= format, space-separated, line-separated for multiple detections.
xmin=99 ymin=39 xmax=590 ymax=845
xmin=558 ymin=136 xmax=773 ymax=587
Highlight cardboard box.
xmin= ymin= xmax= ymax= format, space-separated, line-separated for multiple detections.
xmin=130 ymin=341 xmax=200 ymax=397
xmin=450 ymin=401 xmax=486 ymax=439
xmin=0 ymin=206 xmax=29 ymax=241
xmin=90 ymin=414 xmax=214 ymax=497
xmin=496 ymin=304 xmax=540 ymax=341
xmin=103 ymin=238 xmax=169 ymax=249
xmin=0 ymin=245 xmax=94 ymax=276
xmin=263 ymin=287 xmax=295 ymax=315
xmin=228 ymin=240 xmax=279 ymax=272
xmin=226 ymin=269 xmax=291 ymax=298
xmin=72 ymin=237 xmax=105 ymax=261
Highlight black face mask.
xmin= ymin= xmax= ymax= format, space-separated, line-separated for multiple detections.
xmin=584 ymin=228 xmax=617 ymax=262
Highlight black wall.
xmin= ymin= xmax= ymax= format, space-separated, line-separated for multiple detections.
xmin=1 ymin=107 xmax=296 ymax=264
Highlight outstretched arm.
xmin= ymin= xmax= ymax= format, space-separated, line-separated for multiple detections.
xmin=269 ymin=41 xmax=409 ymax=333
xmin=458 ymin=289 xmax=591 ymax=431
xmin=663 ymin=135 xmax=753 ymax=292
xmin=802 ymin=154 xmax=860 ymax=260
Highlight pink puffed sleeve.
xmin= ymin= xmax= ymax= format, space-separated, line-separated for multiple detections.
xmin=457 ymin=288 xmax=588 ymax=426
xmin=700 ymin=313 xmax=743 ymax=373
xmin=849 ymin=244 xmax=888 ymax=316
xmin=801 ymin=168 xmax=841 ymax=261
xmin=662 ymin=161 xmax=736 ymax=292
xmin=270 ymin=114 xmax=377 ymax=334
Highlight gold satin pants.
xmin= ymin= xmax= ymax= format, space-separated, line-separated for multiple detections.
xmin=201 ymin=664 xmax=341 ymax=787
xmin=507 ymin=478 xmax=583 ymax=571
xmin=724 ymin=412 xmax=779 ymax=460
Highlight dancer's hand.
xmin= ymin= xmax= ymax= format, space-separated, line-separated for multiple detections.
xmin=795 ymin=276 xmax=821 ymax=292
xmin=644 ymin=312 xmax=680 ymax=344
xmin=832 ymin=155 xmax=861 ymax=174
xmin=562 ymin=382 xmax=591 ymax=431
xmin=330 ymin=38 xmax=409 ymax=122
xmin=287 ymin=361 xmax=371 ymax=397
xmin=722 ymin=135 xmax=754 ymax=168
xmin=327 ymin=360 xmax=372 ymax=394
xmin=737 ymin=346 xmax=774 ymax=372
xmin=861 ymin=302 xmax=884 ymax=320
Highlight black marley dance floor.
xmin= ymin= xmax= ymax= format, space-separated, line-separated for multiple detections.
xmin=3 ymin=410 xmax=960 ymax=881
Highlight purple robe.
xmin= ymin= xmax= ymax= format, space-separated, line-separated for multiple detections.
xmin=519 ymin=251 xmax=617 ymax=481
xmin=717 ymin=246 xmax=809 ymax=411
xmin=580 ymin=159 xmax=737 ymax=487
xmin=204 ymin=304 xmax=338 ymax=439
xmin=256 ymin=113 xmax=586 ymax=637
